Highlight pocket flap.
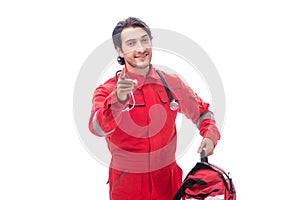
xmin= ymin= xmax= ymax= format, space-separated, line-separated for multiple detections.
xmin=129 ymin=92 xmax=145 ymax=106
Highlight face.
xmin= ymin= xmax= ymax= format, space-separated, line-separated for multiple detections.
xmin=117 ymin=27 xmax=152 ymax=71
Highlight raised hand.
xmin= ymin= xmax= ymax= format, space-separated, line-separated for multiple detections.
xmin=116 ymin=69 xmax=138 ymax=102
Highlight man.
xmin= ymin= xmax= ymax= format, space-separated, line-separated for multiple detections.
xmin=89 ymin=17 xmax=220 ymax=200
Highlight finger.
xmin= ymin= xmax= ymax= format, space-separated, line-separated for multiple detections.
xmin=118 ymin=79 xmax=136 ymax=84
xmin=118 ymin=81 xmax=136 ymax=90
xmin=197 ymin=142 xmax=206 ymax=153
xmin=117 ymin=80 xmax=137 ymax=89
xmin=120 ymin=78 xmax=137 ymax=84
xmin=207 ymin=149 xmax=214 ymax=157
xmin=204 ymin=143 xmax=214 ymax=157
xmin=204 ymin=146 xmax=212 ymax=157
xmin=118 ymin=86 xmax=135 ymax=93
xmin=117 ymin=82 xmax=132 ymax=88
xmin=119 ymin=68 xmax=126 ymax=80
xmin=118 ymin=88 xmax=134 ymax=94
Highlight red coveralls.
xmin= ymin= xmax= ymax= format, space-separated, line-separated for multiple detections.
xmin=89 ymin=65 xmax=220 ymax=200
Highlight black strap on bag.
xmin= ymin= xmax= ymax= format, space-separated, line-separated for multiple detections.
xmin=173 ymin=179 xmax=207 ymax=200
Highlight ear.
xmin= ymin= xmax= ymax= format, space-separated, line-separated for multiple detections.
xmin=116 ymin=46 xmax=124 ymax=58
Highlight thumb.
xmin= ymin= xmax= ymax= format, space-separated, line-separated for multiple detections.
xmin=197 ymin=142 xmax=206 ymax=153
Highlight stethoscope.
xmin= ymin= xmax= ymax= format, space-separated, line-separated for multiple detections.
xmin=156 ymin=70 xmax=179 ymax=111
xmin=115 ymin=70 xmax=179 ymax=112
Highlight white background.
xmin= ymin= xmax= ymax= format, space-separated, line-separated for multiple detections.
xmin=1 ymin=0 xmax=299 ymax=199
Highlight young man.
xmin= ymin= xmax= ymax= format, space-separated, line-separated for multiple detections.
xmin=89 ymin=17 xmax=221 ymax=200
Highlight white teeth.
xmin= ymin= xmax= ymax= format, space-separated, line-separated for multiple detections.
xmin=135 ymin=54 xmax=147 ymax=58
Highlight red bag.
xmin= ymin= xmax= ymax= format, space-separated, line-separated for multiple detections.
xmin=173 ymin=153 xmax=236 ymax=200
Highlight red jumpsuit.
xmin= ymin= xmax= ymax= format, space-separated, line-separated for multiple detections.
xmin=89 ymin=65 xmax=220 ymax=200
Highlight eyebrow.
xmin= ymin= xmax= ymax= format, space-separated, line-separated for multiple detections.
xmin=125 ymin=34 xmax=149 ymax=42
xmin=141 ymin=34 xmax=148 ymax=38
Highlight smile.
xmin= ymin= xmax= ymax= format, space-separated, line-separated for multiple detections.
xmin=134 ymin=53 xmax=148 ymax=59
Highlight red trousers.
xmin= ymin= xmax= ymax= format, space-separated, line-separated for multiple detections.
xmin=109 ymin=162 xmax=183 ymax=200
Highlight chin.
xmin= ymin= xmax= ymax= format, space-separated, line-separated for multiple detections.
xmin=133 ymin=57 xmax=151 ymax=68
xmin=136 ymin=62 xmax=150 ymax=69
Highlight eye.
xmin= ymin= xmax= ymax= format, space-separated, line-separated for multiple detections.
xmin=126 ymin=40 xmax=136 ymax=47
xmin=142 ymin=38 xmax=150 ymax=43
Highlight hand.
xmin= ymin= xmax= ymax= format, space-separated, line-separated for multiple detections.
xmin=116 ymin=69 xmax=138 ymax=102
xmin=197 ymin=138 xmax=215 ymax=157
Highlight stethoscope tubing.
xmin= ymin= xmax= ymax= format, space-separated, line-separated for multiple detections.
xmin=115 ymin=69 xmax=178 ymax=112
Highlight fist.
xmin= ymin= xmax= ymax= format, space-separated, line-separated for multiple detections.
xmin=197 ymin=138 xmax=215 ymax=157
xmin=116 ymin=69 xmax=138 ymax=102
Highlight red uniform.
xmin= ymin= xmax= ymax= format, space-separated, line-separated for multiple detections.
xmin=89 ymin=65 xmax=220 ymax=200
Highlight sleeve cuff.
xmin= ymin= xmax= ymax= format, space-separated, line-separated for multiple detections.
xmin=105 ymin=90 xmax=129 ymax=111
xmin=204 ymin=130 xmax=220 ymax=146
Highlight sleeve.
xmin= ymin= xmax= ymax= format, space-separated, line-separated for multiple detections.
xmin=88 ymin=79 xmax=128 ymax=137
xmin=175 ymin=76 xmax=221 ymax=146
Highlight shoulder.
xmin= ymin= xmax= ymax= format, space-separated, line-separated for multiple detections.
xmin=94 ymin=77 xmax=116 ymax=93
xmin=156 ymin=69 xmax=183 ymax=84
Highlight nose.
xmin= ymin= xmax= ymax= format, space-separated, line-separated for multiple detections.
xmin=135 ymin=41 xmax=146 ymax=52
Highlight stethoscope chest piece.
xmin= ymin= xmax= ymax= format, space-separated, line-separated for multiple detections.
xmin=170 ymin=100 xmax=179 ymax=111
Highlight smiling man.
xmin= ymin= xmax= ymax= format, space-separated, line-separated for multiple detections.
xmin=89 ymin=17 xmax=221 ymax=200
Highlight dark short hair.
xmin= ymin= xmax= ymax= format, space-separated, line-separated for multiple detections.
xmin=112 ymin=17 xmax=153 ymax=50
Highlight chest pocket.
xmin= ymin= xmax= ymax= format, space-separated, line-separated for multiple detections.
xmin=156 ymin=70 xmax=181 ymax=105
xmin=156 ymin=90 xmax=170 ymax=103
xmin=129 ymin=92 xmax=145 ymax=106
xmin=156 ymin=88 xmax=181 ymax=105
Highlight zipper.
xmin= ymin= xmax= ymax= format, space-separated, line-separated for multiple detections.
xmin=111 ymin=170 xmax=127 ymax=192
